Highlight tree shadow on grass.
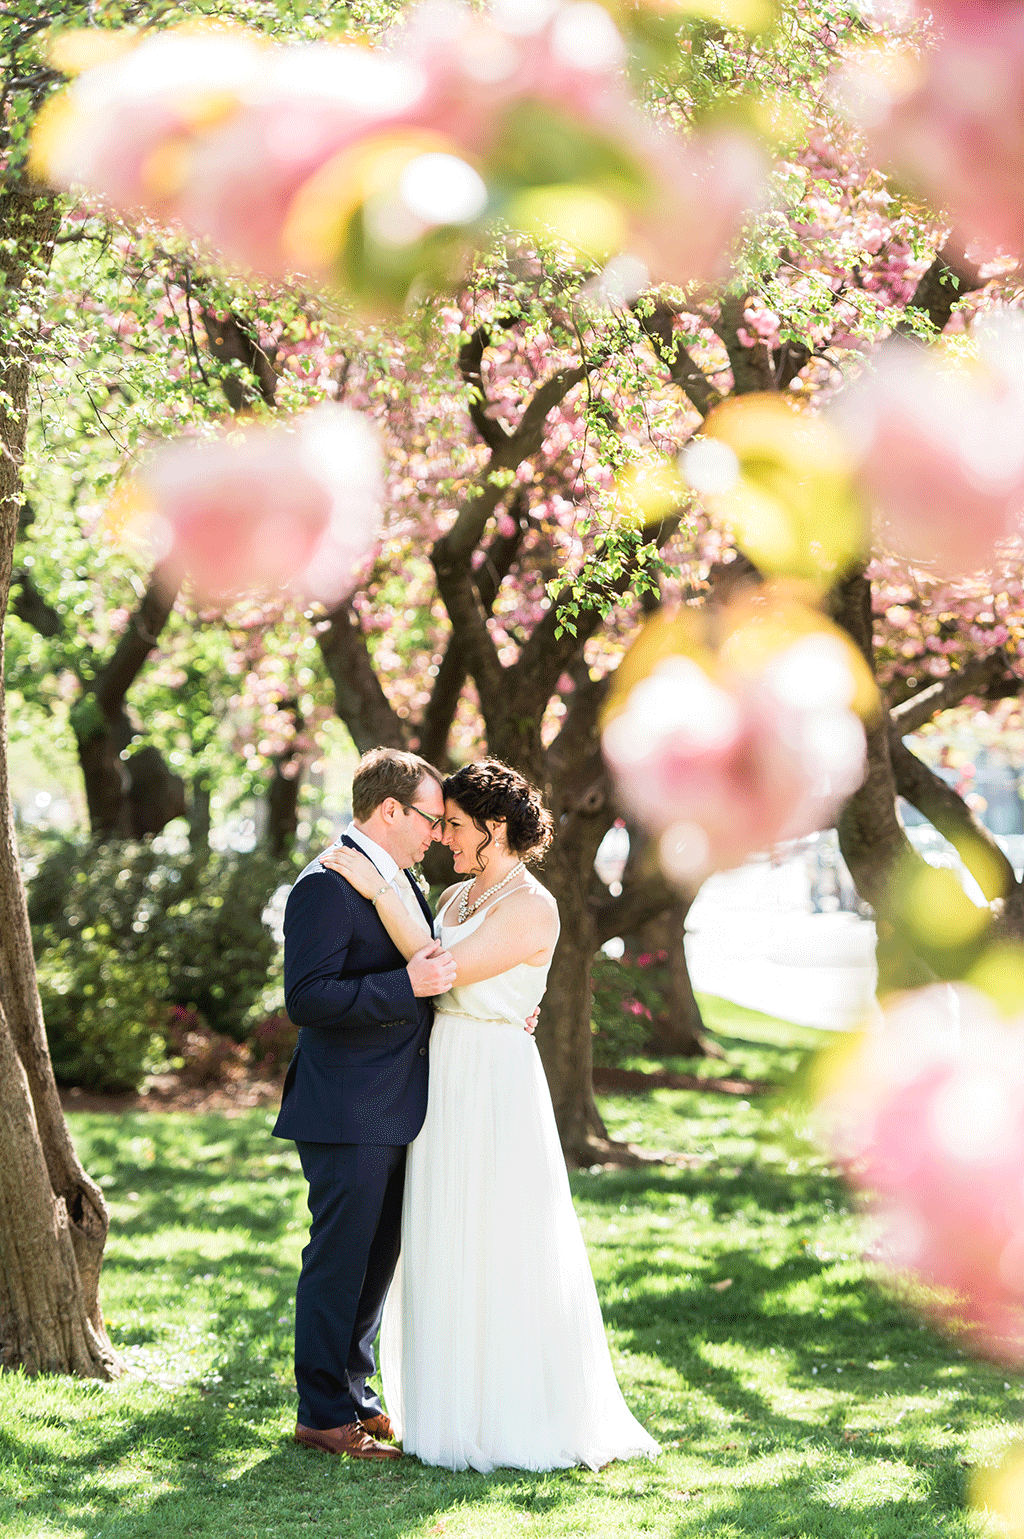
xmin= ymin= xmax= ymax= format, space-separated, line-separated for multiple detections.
xmin=39 ymin=1111 xmax=995 ymax=1538
xmin=3 ymin=1402 xmax=606 ymax=1539
xmin=568 ymin=1161 xmax=1015 ymax=1500
xmin=652 ymin=1470 xmax=964 ymax=1539
xmin=2 ymin=1403 xmax=972 ymax=1539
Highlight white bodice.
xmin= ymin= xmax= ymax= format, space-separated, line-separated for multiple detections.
xmin=432 ymin=885 xmax=557 ymax=1026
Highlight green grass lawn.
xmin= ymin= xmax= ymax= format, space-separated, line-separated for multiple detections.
xmin=1 ymin=998 xmax=1016 ymax=1539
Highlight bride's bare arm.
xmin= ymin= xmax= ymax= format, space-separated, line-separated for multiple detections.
xmin=446 ymin=886 xmax=559 ymax=986
xmin=320 ymin=845 xmax=432 ymax=961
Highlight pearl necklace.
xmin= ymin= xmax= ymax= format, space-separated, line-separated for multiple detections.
xmin=458 ymin=861 xmax=526 ymax=924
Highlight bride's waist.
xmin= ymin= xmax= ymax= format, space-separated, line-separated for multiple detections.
xmin=433 ymin=1000 xmax=526 ymax=1029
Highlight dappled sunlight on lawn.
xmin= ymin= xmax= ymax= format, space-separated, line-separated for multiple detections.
xmin=0 ymin=1007 xmax=1013 ymax=1539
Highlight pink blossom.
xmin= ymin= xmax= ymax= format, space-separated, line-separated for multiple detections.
xmin=32 ymin=28 xmax=273 ymax=219
xmin=835 ymin=316 xmax=1024 ymax=575
xmin=602 ymin=632 xmax=866 ymax=885
xmin=133 ymin=404 xmax=381 ymax=604
xmin=33 ymin=4 xmax=764 ymax=293
xmin=178 ymin=47 xmax=426 ymax=278
xmin=631 ymin=126 xmax=765 ymax=289
xmin=818 ymin=984 xmax=1024 ymax=1364
xmin=842 ymin=5 xmax=1024 ymax=254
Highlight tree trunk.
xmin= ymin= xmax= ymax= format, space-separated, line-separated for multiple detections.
xmin=830 ymin=570 xmax=940 ymax=993
xmin=267 ymin=758 xmax=303 ymax=858
xmin=629 ymin=901 xmax=721 ymax=1059
xmin=72 ymin=573 xmax=184 ymax=840
xmin=0 ymin=180 xmax=121 ymax=1378
xmin=538 ymin=805 xmax=610 ymax=1166
xmin=539 ymin=680 xmax=660 ymax=1165
xmin=189 ymin=771 xmax=212 ymax=851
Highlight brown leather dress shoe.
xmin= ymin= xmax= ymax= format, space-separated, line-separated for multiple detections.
xmin=294 ymin=1421 xmax=402 ymax=1459
xmin=359 ymin=1412 xmax=396 ymax=1442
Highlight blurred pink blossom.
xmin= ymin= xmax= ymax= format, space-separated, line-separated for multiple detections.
xmin=35 ymin=28 xmax=272 ymax=220
xmin=136 ymin=404 xmax=381 ymax=604
xmin=841 ymin=4 xmax=1024 ymax=254
xmin=632 ymin=127 xmax=765 ymax=290
xmin=179 ymin=47 xmax=426 ymax=277
xmin=602 ymin=633 xmax=866 ymax=885
xmin=35 ymin=3 xmax=764 ymax=291
xmin=818 ymin=983 xmax=1024 ymax=1364
xmin=837 ymin=315 xmax=1024 ymax=575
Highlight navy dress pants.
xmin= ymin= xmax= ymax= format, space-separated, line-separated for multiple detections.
xmin=294 ymin=1140 xmax=406 ymax=1430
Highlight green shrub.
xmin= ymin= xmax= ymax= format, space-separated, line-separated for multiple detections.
xmin=37 ymin=929 xmax=169 ymax=1092
xmin=159 ymin=851 xmax=290 ymax=1040
xmin=28 ymin=838 xmax=295 ymax=1089
xmin=589 ymin=948 xmax=669 ymax=1067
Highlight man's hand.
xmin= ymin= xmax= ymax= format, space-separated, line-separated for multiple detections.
xmin=524 ymin=1006 xmax=540 ymax=1036
xmin=408 ymin=941 xmax=457 ymax=998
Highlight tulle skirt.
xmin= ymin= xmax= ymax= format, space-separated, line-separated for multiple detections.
xmin=380 ymin=1011 xmax=660 ymax=1473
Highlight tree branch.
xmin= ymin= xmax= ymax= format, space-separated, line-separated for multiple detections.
xmin=637 ymin=301 xmax=722 ymax=418
xmin=431 ymin=360 xmax=591 ymax=729
xmin=10 ymin=568 xmax=61 ymax=637
xmin=317 ymin=602 xmax=407 ymax=755
xmin=713 ymin=294 xmax=778 ymax=396
xmin=592 ymin=872 xmax=679 ymax=945
xmin=436 ymin=362 xmax=589 ymax=566
xmin=199 ymin=309 xmax=278 ymax=410
xmin=92 ymin=568 xmax=180 ymax=723
xmin=431 ymin=545 xmax=506 ymax=716
xmin=418 ymin=493 xmax=529 ymax=763
xmin=889 ymin=730 xmax=1016 ymax=901
xmin=897 ymin=231 xmax=985 ymax=336
xmin=510 ymin=515 xmax=679 ymax=720
xmin=890 ymin=653 xmax=1016 ymax=736
xmin=457 ymin=325 xmax=512 ymax=451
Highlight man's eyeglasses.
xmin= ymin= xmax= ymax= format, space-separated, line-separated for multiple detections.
xmin=399 ymin=801 xmax=444 ymax=831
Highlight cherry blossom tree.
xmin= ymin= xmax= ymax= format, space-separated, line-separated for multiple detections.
xmin=14 ymin=0 xmax=1024 ymax=1398
xmin=0 ymin=0 xmax=121 ymax=1379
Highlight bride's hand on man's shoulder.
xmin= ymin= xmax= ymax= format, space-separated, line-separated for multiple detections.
xmin=320 ymin=845 xmax=382 ymax=898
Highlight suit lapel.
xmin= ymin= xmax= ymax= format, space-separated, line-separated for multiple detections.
xmin=338 ymin=834 xmax=433 ymax=927
xmin=406 ymin=871 xmax=434 ymax=927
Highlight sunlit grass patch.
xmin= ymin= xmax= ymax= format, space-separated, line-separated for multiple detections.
xmin=0 ymin=1004 xmax=1017 ymax=1538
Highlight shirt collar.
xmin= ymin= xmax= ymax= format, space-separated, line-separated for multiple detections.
xmin=345 ymin=821 xmax=401 ymax=884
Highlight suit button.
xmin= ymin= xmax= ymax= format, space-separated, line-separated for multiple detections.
xmin=418 ymin=1047 xmax=427 ymax=1057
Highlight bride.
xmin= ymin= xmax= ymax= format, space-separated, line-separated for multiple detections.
xmin=321 ymin=758 xmax=659 ymax=1473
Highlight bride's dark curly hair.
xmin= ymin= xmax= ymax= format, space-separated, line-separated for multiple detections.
xmin=443 ymin=759 xmax=554 ymax=865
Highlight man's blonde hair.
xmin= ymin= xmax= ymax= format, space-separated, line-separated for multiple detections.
xmin=351 ymin=748 xmax=443 ymax=822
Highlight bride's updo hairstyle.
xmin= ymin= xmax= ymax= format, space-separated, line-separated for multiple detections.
xmin=443 ymin=759 xmax=554 ymax=865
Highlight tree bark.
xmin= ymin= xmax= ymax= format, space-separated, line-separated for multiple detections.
xmin=541 ymin=719 xmax=615 ymax=1163
xmin=0 ymin=180 xmax=120 ymax=1378
xmin=830 ymin=570 xmax=945 ymax=992
xmin=72 ymin=570 xmax=185 ymax=839
xmin=629 ymin=901 xmax=720 ymax=1059
xmin=266 ymin=706 xmax=304 ymax=858
xmin=13 ymin=563 xmax=187 ymax=838
xmin=189 ymin=772 xmax=212 ymax=851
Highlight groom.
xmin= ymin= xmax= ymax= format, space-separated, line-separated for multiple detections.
xmin=273 ymin=747 xmax=454 ymax=1460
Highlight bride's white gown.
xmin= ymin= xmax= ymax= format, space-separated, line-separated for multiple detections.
xmin=380 ymin=888 xmax=660 ymax=1473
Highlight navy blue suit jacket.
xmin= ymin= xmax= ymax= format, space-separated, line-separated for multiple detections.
xmin=272 ymin=837 xmax=434 ymax=1145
